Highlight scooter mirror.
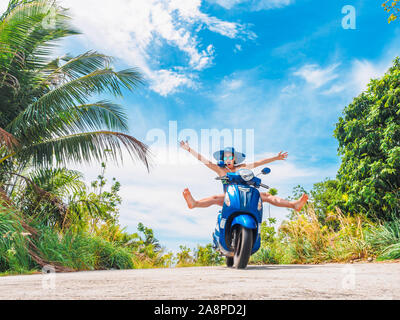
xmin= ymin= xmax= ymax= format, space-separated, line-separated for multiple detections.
xmin=262 ymin=167 xmax=271 ymax=175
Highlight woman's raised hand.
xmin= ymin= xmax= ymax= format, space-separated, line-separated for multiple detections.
xmin=180 ymin=140 xmax=190 ymax=151
xmin=276 ymin=151 xmax=288 ymax=161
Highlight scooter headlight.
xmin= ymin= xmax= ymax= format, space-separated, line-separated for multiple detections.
xmin=239 ymin=169 xmax=254 ymax=182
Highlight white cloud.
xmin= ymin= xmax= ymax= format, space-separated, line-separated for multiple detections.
xmin=281 ymin=83 xmax=296 ymax=94
xmin=350 ymin=59 xmax=389 ymax=93
xmin=293 ymin=63 xmax=340 ymax=89
xmin=234 ymin=44 xmax=242 ymax=52
xmin=150 ymin=69 xmax=197 ymax=97
xmin=299 ymin=39 xmax=400 ymax=97
xmin=321 ymin=84 xmax=346 ymax=95
xmin=320 ymin=58 xmax=391 ymax=97
xmin=58 ymin=0 xmax=252 ymax=96
xmin=224 ymin=78 xmax=244 ymax=91
xmin=210 ymin=0 xmax=245 ymax=9
xmin=252 ymin=0 xmax=293 ymax=11
xmin=209 ymin=0 xmax=293 ymax=11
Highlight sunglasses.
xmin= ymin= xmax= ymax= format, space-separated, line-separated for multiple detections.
xmin=224 ymin=156 xmax=234 ymax=161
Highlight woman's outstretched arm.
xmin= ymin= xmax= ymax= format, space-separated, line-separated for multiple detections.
xmin=180 ymin=141 xmax=223 ymax=174
xmin=243 ymin=152 xmax=288 ymax=169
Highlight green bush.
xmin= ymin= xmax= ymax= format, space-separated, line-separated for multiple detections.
xmin=251 ymin=247 xmax=279 ymax=265
xmin=35 ymin=226 xmax=137 ymax=271
xmin=175 ymin=245 xmax=195 ymax=267
xmin=366 ymin=213 xmax=400 ymax=260
xmin=0 ymin=206 xmax=32 ymax=273
xmin=175 ymin=244 xmax=223 ymax=267
xmin=93 ymin=238 xmax=134 ymax=270
xmin=253 ymin=206 xmax=377 ymax=264
xmin=195 ymin=244 xmax=224 ymax=266
xmin=250 ymin=218 xmax=281 ymax=265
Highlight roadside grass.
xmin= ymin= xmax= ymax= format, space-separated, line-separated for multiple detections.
xmin=0 ymin=204 xmax=174 ymax=274
xmin=366 ymin=213 xmax=400 ymax=261
xmin=3 ymin=202 xmax=399 ymax=275
xmin=0 ymin=206 xmax=34 ymax=273
xmin=0 ymin=270 xmax=39 ymax=277
xmin=35 ymin=226 xmax=176 ymax=271
xmin=175 ymin=244 xmax=224 ymax=268
xmin=251 ymin=206 xmax=381 ymax=265
xmin=35 ymin=226 xmax=135 ymax=270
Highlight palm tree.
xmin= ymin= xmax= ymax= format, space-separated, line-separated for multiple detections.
xmin=0 ymin=0 xmax=151 ymax=271
xmin=0 ymin=0 xmax=149 ymax=189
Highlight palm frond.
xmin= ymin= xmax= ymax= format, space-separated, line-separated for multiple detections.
xmin=0 ymin=0 xmax=37 ymax=21
xmin=0 ymin=0 xmax=78 ymax=79
xmin=7 ymin=68 xmax=144 ymax=130
xmin=16 ymin=131 xmax=150 ymax=170
xmin=12 ymin=101 xmax=130 ymax=143
xmin=28 ymin=167 xmax=85 ymax=197
xmin=0 ymin=1 xmax=78 ymax=48
xmin=0 ymin=70 xmax=20 ymax=91
xmin=39 ymin=51 xmax=114 ymax=85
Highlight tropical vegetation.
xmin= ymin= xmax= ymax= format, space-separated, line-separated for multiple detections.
xmin=0 ymin=0 xmax=156 ymax=274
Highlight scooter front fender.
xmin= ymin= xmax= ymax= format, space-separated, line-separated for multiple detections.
xmin=231 ymin=214 xmax=257 ymax=230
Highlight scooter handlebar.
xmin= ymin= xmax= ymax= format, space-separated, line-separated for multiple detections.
xmin=260 ymin=183 xmax=270 ymax=190
xmin=215 ymin=175 xmax=269 ymax=189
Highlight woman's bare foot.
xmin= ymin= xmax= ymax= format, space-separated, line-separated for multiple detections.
xmin=293 ymin=194 xmax=309 ymax=212
xmin=183 ymin=188 xmax=197 ymax=209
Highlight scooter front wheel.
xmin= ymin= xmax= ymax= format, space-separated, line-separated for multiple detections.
xmin=233 ymin=226 xmax=253 ymax=269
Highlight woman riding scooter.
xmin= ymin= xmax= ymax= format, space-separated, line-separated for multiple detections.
xmin=180 ymin=141 xmax=308 ymax=212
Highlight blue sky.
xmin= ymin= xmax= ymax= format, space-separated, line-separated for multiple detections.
xmin=1 ymin=0 xmax=397 ymax=252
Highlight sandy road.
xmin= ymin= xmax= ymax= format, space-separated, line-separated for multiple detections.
xmin=0 ymin=263 xmax=399 ymax=300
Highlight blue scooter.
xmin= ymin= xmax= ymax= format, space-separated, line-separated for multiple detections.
xmin=212 ymin=167 xmax=271 ymax=269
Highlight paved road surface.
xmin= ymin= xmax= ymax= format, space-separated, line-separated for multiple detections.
xmin=1 ymin=263 xmax=399 ymax=300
